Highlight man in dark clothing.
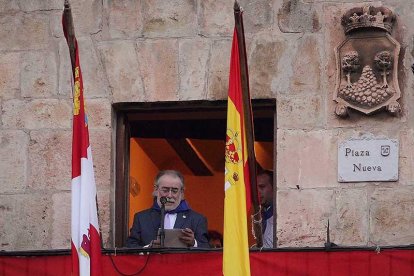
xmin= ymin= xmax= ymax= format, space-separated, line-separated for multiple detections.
xmin=126 ymin=170 xmax=209 ymax=248
xmin=257 ymin=170 xmax=274 ymax=248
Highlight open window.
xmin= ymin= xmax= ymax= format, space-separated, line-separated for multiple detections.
xmin=114 ymin=99 xmax=275 ymax=247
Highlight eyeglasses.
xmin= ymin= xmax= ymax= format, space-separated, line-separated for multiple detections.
xmin=159 ymin=187 xmax=181 ymax=195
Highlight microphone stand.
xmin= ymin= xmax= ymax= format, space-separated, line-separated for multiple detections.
xmin=159 ymin=198 xmax=167 ymax=248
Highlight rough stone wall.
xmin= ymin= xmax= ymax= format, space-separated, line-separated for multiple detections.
xmin=0 ymin=0 xmax=413 ymax=250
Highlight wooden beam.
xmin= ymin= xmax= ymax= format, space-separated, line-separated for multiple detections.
xmin=114 ymin=112 xmax=129 ymax=247
xmin=167 ymin=139 xmax=213 ymax=176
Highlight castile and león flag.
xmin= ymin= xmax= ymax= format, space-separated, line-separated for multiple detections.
xmin=62 ymin=1 xmax=103 ymax=275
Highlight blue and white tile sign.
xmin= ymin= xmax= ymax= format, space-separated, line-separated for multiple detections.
xmin=338 ymin=138 xmax=399 ymax=182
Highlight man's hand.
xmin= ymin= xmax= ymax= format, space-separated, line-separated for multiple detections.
xmin=180 ymin=228 xmax=195 ymax=247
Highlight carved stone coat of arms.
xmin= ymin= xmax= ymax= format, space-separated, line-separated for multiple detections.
xmin=333 ymin=6 xmax=401 ymax=117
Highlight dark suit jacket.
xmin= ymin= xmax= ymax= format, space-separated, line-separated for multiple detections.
xmin=126 ymin=208 xmax=210 ymax=248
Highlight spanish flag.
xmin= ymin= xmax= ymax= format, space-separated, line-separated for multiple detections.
xmin=63 ymin=1 xmax=103 ymax=275
xmin=223 ymin=14 xmax=251 ymax=276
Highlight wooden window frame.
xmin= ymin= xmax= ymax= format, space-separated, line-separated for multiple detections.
xmin=113 ymin=99 xmax=276 ymax=247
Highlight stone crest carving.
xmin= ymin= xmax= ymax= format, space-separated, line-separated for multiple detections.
xmin=333 ymin=6 xmax=401 ymax=117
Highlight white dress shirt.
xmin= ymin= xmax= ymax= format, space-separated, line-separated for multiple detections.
xmin=164 ymin=213 xmax=177 ymax=229
xmin=263 ymin=215 xmax=273 ymax=248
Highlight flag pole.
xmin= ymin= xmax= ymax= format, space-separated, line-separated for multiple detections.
xmin=63 ymin=0 xmax=76 ymax=73
xmin=233 ymin=1 xmax=263 ymax=248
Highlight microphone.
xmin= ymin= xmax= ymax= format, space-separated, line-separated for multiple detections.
xmin=160 ymin=196 xmax=168 ymax=205
xmin=160 ymin=197 xmax=174 ymax=204
xmin=159 ymin=196 xmax=167 ymax=247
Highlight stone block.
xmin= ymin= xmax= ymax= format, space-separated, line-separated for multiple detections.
xmin=16 ymin=0 xmax=62 ymax=11
xmin=0 ymin=195 xmax=15 ymax=248
xmin=51 ymin=190 xmax=110 ymax=249
xmin=277 ymin=129 xmax=338 ymax=189
xmin=107 ymin=0 xmax=143 ymax=39
xmin=402 ymin=56 xmax=414 ymax=120
xmin=321 ymin=4 xmax=349 ymax=94
xmin=85 ymin=98 xmax=111 ymax=130
xmin=78 ymin=37 xmax=110 ymax=98
xmin=67 ymin=0 xmax=102 ymax=36
xmin=389 ymin=2 xmax=414 ymax=46
xmin=207 ymin=39 xmax=231 ymax=100
xmin=249 ymin=36 xmax=288 ymax=98
xmin=28 ymin=130 xmax=71 ymax=191
xmin=370 ymin=187 xmax=414 ymax=245
xmin=28 ymin=129 xmax=111 ymax=192
xmin=97 ymin=41 xmax=145 ymax=102
xmin=142 ymin=0 xmax=196 ymax=38
xmin=21 ymin=50 xmax=57 ymax=98
xmin=50 ymin=11 xmax=64 ymax=39
xmin=0 ymin=0 xmax=19 ymax=13
xmin=0 ymin=52 xmax=20 ymax=100
xmin=199 ymin=0 xmax=233 ymax=36
xmin=277 ymin=189 xmax=334 ymax=247
xmin=136 ymin=39 xmax=179 ymax=101
xmin=399 ymin=129 xmax=414 ymax=159
xmin=58 ymin=39 xmax=73 ymax=97
xmin=290 ymin=35 xmax=321 ymax=94
xmin=0 ymin=194 xmax=53 ymax=250
xmin=0 ymin=130 xmax=28 ymax=193
xmin=399 ymin=156 xmax=414 ymax=186
xmin=2 ymin=99 xmax=72 ymax=129
xmin=178 ymin=39 xmax=210 ymax=100
xmin=97 ymin=189 xmax=111 ymax=247
xmin=399 ymin=129 xmax=414 ymax=185
xmin=59 ymin=38 xmax=110 ymax=99
xmin=51 ymin=192 xmax=71 ymax=249
xmin=277 ymin=95 xmax=325 ymax=129
xmin=333 ymin=188 xmax=368 ymax=245
xmin=238 ymin=0 xmax=273 ymax=34
xmin=247 ymin=34 xmax=297 ymax=98
xmin=278 ymin=0 xmax=321 ymax=33
xmin=0 ymin=13 xmax=49 ymax=50
xmin=89 ymin=130 xmax=111 ymax=190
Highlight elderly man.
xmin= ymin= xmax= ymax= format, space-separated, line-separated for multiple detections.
xmin=257 ymin=170 xmax=274 ymax=248
xmin=126 ymin=170 xmax=209 ymax=248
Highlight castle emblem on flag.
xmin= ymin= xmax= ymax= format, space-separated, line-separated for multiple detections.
xmin=73 ymin=66 xmax=81 ymax=116
xmin=80 ymin=229 xmax=91 ymax=259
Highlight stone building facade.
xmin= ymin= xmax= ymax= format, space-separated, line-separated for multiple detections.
xmin=1 ymin=0 xmax=413 ymax=250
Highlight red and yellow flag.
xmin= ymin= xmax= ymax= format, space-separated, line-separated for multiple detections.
xmin=63 ymin=5 xmax=103 ymax=275
xmin=223 ymin=27 xmax=251 ymax=276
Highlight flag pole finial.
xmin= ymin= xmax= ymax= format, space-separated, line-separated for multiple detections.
xmin=62 ymin=0 xmax=76 ymax=72
xmin=234 ymin=1 xmax=240 ymax=11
